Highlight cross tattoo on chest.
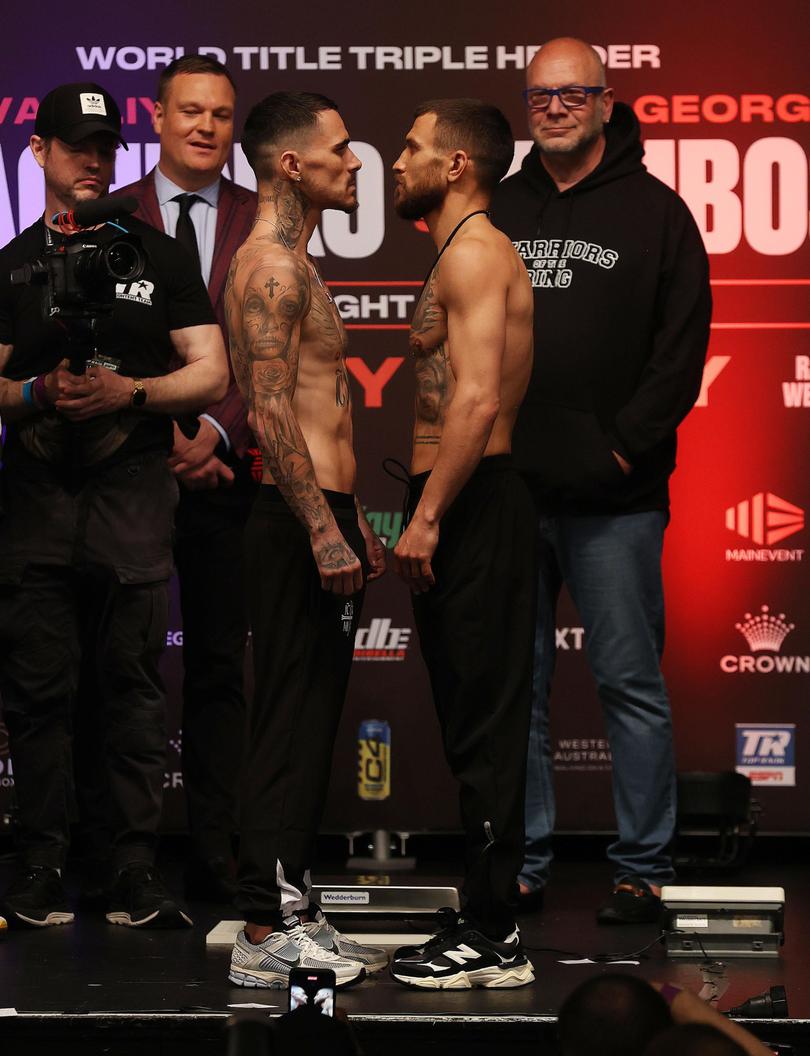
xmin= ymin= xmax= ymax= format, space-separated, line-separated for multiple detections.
xmin=265 ymin=276 xmax=280 ymax=298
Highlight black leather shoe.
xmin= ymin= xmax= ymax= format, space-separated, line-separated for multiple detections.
xmin=184 ymin=856 xmax=237 ymax=903
xmin=596 ymin=878 xmax=662 ymax=925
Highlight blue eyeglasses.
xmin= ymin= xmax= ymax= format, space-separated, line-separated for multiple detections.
xmin=522 ymin=86 xmax=605 ymax=111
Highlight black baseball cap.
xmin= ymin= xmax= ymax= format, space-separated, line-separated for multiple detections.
xmin=34 ymin=82 xmax=129 ymax=150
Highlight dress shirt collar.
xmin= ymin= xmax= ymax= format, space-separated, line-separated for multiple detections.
xmin=154 ymin=165 xmax=220 ymax=209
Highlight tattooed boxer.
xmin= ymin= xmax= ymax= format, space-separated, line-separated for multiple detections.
xmin=225 ymin=92 xmax=387 ymax=989
xmin=389 ymin=99 xmax=537 ymax=990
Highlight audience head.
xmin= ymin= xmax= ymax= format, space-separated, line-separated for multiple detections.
xmin=557 ymin=973 xmax=673 ymax=1056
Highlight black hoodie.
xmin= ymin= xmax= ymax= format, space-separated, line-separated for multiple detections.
xmin=490 ymin=102 xmax=712 ymax=515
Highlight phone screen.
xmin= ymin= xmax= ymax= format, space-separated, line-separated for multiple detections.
xmin=288 ymin=968 xmax=336 ymax=1017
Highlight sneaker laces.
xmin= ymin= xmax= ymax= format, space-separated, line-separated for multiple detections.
xmin=419 ymin=907 xmax=462 ymax=952
xmin=285 ymin=921 xmax=354 ymax=963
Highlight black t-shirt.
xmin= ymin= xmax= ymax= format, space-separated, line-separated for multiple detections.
xmin=0 ymin=216 xmax=215 ymax=467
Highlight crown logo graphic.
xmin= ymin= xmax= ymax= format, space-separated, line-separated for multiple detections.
xmin=725 ymin=492 xmax=804 ymax=546
xmin=736 ymin=605 xmax=795 ymax=652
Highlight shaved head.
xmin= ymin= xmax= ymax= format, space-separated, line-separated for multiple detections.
xmin=528 ymin=37 xmax=607 ymax=88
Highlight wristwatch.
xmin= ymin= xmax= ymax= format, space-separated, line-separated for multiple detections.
xmin=130 ymin=379 xmax=147 ymax=408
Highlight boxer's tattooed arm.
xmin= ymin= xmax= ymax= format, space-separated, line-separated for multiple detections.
xmin=414 ymin=343 xmax=450 ymax=437
xmin=238 ymin=255 xmax=334 ymax=535
xmin=409 ymin=267 xmax=444 ymax=356
xmin=257 ymin=179 xmax=310 ymax=250
xmin=312 ymin=537 xmax=355 ymax=571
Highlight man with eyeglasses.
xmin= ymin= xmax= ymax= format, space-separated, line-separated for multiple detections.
xmin=491 ymin=37 xmax=711 ymax=924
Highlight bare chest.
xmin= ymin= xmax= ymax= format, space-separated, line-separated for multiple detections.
xmin=301 ymin=264 xmax=348 ymax=364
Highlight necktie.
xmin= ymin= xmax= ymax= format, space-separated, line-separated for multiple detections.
xmin=173 ymin=193 xmax=201 ymax=271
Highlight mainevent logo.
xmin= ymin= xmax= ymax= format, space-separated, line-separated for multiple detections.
xmin=354 ymin=618 xmax=411 ymax=661
xmin=720 ymin=605 xmax=810 ymax=674
xmin=725 ymin=491 xmax=805 ymax=562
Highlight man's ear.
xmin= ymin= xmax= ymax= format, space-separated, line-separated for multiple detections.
xmin=152 ymin=100 xmax=164 ymax=136
xmin=601 ymin=88 xmax=615 ymax=124
xmin=446 ymin=149 xmax=470 ymax=184
xmin=30 ymin=135 xmax=48 ymax=171
xmin=279 ymin=149 xmax=302 ymax=183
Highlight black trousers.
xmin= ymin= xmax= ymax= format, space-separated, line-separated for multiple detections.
xmin=236 ymin=486 xmax=366 ymax=924
xmin=174 ymin=489 xmax=252 ymax=863
xmin=408 ymin=455 xmax=537 ymax=937
xmin=0 ymin=450 xmax=176 ymax=871
xmin=2 ymin=568 xmax=169 ymax=871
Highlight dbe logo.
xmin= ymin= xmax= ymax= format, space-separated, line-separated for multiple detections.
xmin=720 ymin=605 xmax=810 ymax=673
xmin=354 ymin=618 xmax=411 ymax=661
xmin=735 ymin=723 xmax=795 ymax=786
xmin=725 ymin=492 xmax=805 ymax=562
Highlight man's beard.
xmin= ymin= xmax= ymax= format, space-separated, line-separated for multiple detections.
xmin=394 ymin=178 xmax=445 ymax=221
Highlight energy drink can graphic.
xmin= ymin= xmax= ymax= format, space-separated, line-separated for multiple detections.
xmin=358 ymin=720 xmax=391 ymax=800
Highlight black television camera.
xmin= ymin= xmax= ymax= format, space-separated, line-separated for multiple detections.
xmin=10 ymin=194 xmax=144 ymax=322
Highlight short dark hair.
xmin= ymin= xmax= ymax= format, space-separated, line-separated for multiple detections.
xmin=414 ymin=98 xmax=514 ymax=193
xmin=241 ymin=91 xmax=339 ymax=178
xmin=157 ymin=55 xmax=236 ymax=103
xmin=557 ymin=974 xmax=673 ymax=1056
xmin=645 ymin=1024 xmax=747 ymax=1056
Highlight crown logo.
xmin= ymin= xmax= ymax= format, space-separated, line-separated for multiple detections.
xmin=736 ymin=605 xmax=795 ymax=652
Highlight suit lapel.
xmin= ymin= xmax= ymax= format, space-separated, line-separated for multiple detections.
xmin=209 ymin=179 xmax=238 ymax=307
xmin=137 ymin=171 xmax=164 ymax=232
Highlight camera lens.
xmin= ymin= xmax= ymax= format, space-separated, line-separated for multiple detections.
xmin=104 ymin=240 xmax=144 ymax=283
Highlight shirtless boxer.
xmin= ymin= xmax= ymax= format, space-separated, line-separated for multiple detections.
xmin=224 ymin=92 xmax=387 ymax=988
xmin=389 ymin=99 xmax=537 ymax=989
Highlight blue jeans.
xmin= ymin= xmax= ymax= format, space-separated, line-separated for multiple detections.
xmin=521 ymin=511 xmax=676 ymax=890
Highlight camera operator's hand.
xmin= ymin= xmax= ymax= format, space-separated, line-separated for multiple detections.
xmin=55 ymin=364 xmax=130 ymax=420
xmin=40 ymin=359 xmax=71 ymax=406
xmin=168 ymin=420 xmax=235 ymax=490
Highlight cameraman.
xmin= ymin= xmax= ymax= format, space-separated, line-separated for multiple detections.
xmin=0 ymin=82 xmax=228 ymax=929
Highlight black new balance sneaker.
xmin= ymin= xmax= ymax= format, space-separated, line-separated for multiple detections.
xmin=3 ymin=865 xmax=74 ymax=927
xmin=106 ymin=864 xmax=193 ymax=928
xmin=391 ymin=919 xmax=535 ymax=989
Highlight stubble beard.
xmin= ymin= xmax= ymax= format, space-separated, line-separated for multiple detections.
xmin=394 ymin=178 xmax=446 ymax=221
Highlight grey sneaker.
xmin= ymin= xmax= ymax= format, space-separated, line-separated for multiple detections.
xmin=229 ymin=920 xmax=365 ymax=988
xmin=303 ymin=907 xmax=389 ymax=972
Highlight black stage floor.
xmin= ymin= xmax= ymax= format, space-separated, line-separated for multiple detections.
xmin=1 ymin=845 xmax=809 ymax=1054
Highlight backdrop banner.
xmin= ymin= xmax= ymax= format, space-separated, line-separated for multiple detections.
xmin=1 ymin=2 xmax=808 ymax=836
